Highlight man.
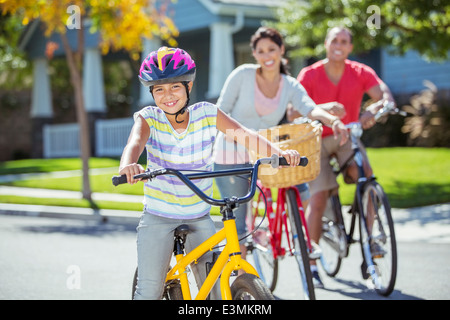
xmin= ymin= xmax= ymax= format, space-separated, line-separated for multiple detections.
xmin=292 ymin=26 xmax=395 ymax=288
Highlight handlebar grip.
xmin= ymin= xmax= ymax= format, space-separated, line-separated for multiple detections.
xmin=278 ymin=156 xmax=308 ymax=167
xmin=112 ymin=174 xmax=128 ymax=186
xmin=299 ymin=157 xmax=308 ymax=167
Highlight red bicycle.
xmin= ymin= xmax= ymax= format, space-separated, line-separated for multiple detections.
xmin=247 ymin=182 xmax=317 ymax=300
xmin=246 ymin=121 xmax=322 ymax=300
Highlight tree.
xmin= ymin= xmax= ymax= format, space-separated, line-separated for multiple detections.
xmin=273 ymin=0 xmax=450 ymax=62
xmin=1 ymin=0 xmax=178 ymax=200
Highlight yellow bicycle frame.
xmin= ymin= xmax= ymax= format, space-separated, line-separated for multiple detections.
xmin=165 ymin=218 xmax=259 ymax=300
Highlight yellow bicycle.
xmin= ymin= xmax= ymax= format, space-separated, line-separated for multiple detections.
xmin=113 ymin=154 xmax=307 ymax=300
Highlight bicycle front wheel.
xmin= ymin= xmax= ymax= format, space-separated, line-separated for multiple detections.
xmin=359 ymin=181 xmax=397 ymax=296
xmin=319 ymin=195 xmax=347 ymax=277
xmin=248 ymin=190 xmax=278 ymax=291
xmin=286 ymin=189 xmax=315 ymax=300
xmin=231 ymin=274 xmax=275 ymax=300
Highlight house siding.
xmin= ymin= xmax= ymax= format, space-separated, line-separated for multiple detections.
xmin=168 ymin=0 xmax=218 ymax=33
xmin=381 ymin=49 xmax=450 ymax=95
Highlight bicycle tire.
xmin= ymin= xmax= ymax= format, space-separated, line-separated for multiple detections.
xmin=286 ymin=188 xmax=316 ymax=300
xmin=248 ymin=191 xmax=278 ymax=291
xmin=131 ymin=267 xmax=137 ymax=299
xmin=231 ymin=274 xmax=275 ymax=300
xmin=319 ymin=194 xmax=347 ymax=277
xmin=359 ymin=180 xmax=397 ymax=296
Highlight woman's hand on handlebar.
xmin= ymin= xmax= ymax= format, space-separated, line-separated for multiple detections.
xmin=331 ymin=118 xmax=349 ymax=146
xmin=279 ymin=149 xmax=302 ymax=167
xmin=319 ymin=101 xmax=346 ymax=118
xmin=119 ymin=163 xmax=146 ymax=185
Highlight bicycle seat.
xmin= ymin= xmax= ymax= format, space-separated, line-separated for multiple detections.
xmin=174 ymin=224 xmax=190 ymax=238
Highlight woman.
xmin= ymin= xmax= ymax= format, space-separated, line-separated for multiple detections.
xmin=213 ymin=27 xmax=348 ymax=259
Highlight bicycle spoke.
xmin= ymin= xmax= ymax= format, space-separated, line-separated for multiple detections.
xmin=319 ymin=195 xmax=345 ymax=277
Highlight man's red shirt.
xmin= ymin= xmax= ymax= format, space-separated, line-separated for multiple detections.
xmin=298 ymin=59 xmax=382 ymax=137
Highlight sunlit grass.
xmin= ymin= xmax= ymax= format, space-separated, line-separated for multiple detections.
xmin=1 ymin=148 xmax=449 ymax=210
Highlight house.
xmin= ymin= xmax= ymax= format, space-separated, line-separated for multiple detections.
xmin=18 ymin=0 xmax=283 ymax=158
xmin=15 ymin=0 xmax=450 ymax=159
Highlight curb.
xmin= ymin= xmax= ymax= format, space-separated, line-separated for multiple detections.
xmin=0 ymin=203 xmax=225 ymax=228
xmin=1 ymin=202 xmax=449 ymax=233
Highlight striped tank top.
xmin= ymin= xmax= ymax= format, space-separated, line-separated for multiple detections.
xmin=135 ymin=102 xmax=218 ymax=219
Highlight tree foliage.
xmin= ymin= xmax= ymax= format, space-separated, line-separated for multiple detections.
xmin=0 ymin=13 xmax=31 ymax=89
xmin=273 ymin=0 xmax=450 ymax=62
xmin=0 ymin=0 xmax=178 ymax=58
xmin=0 ymin=0 xmax=178 ymax=200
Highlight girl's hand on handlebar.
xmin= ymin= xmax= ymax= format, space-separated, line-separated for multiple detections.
xmin=280 ymin=149 xmax=301 ymax=167
xmin=119 ymin=163 xmax=146 ymax=185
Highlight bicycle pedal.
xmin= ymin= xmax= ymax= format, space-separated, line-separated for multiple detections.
xmin=360 ymin=261 xmax=369 ymax=280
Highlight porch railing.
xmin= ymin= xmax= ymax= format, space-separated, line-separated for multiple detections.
xmin=43 ymin=118 xmax=134 ymax=158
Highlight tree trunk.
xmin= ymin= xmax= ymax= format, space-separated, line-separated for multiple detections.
xmin=60 ymin=32 xmax=92 ymax=201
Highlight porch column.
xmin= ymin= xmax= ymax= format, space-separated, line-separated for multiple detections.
xmin=83 ymin=47 xmax=106 ymax=113
xmin=139 ymin=38 xmax=162 ymax=107
xmin=31 ymin=57 xmax=53 ymax=158
xmin=207 ymin=22 xmax=234 ymax=100
xmin=83 ymin=47 xmax=106 ymax=156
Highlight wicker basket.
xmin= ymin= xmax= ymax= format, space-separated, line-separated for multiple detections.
xmin=249 ymin=121 xmax=323 ymax=188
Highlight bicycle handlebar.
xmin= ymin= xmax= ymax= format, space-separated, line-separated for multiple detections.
xmin=344 ymin=101 xmax=407 ymax=138
xmin=112 ymin=154 xmax=308 ymax=207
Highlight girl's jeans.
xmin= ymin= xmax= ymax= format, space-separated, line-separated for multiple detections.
xmin=133 ymin=212 xmax=220 ymax=300
xmin=213 ymin=163 xmax=253 ymax=241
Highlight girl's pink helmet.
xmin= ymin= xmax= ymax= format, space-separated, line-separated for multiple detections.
xmin=139 ymin=46 xmax=196 ymax=87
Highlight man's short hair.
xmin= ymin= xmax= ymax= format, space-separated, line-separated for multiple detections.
xmin=325 ymin=26 xmax=353 ymax=43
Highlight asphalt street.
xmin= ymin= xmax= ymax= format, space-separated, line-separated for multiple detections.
xmin=0 ymin=199 xmax=449 ymax=300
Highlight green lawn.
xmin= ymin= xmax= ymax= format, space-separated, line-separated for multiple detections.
xmin=0 ymin=157 xmax=119 ymax=175
xmin=337 ymin=147 xmax=450 ymax=208
xmin=0 ymin=148 xmax=449 ymax=210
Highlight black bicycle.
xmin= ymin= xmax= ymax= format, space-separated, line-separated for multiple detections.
xmin=319 ymin=101 xmax=403 ymax=296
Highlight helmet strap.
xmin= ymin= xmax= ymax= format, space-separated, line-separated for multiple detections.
xmin=149 ymin=82 xmax=190 ymax=123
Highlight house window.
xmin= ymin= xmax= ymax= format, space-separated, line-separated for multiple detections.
xmin=235 ymin=42 xmax=253 ymax=66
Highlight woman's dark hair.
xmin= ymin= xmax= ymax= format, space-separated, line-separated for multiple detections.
xmin=250 ymin=27 xmax=290 ymax=75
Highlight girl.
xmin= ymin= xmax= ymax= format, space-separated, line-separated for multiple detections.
xmin=119 ymin=46 xmax=301 ymax=299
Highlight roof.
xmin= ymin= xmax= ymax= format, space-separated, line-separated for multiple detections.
xmin=18 ymin=0 xmax=283 ymax=59
xmin=212 ymin=0 xmax=282 ymax=7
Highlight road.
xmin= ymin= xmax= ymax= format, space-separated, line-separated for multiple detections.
xmin=0 ymin=211 xmax=449 ymax=300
